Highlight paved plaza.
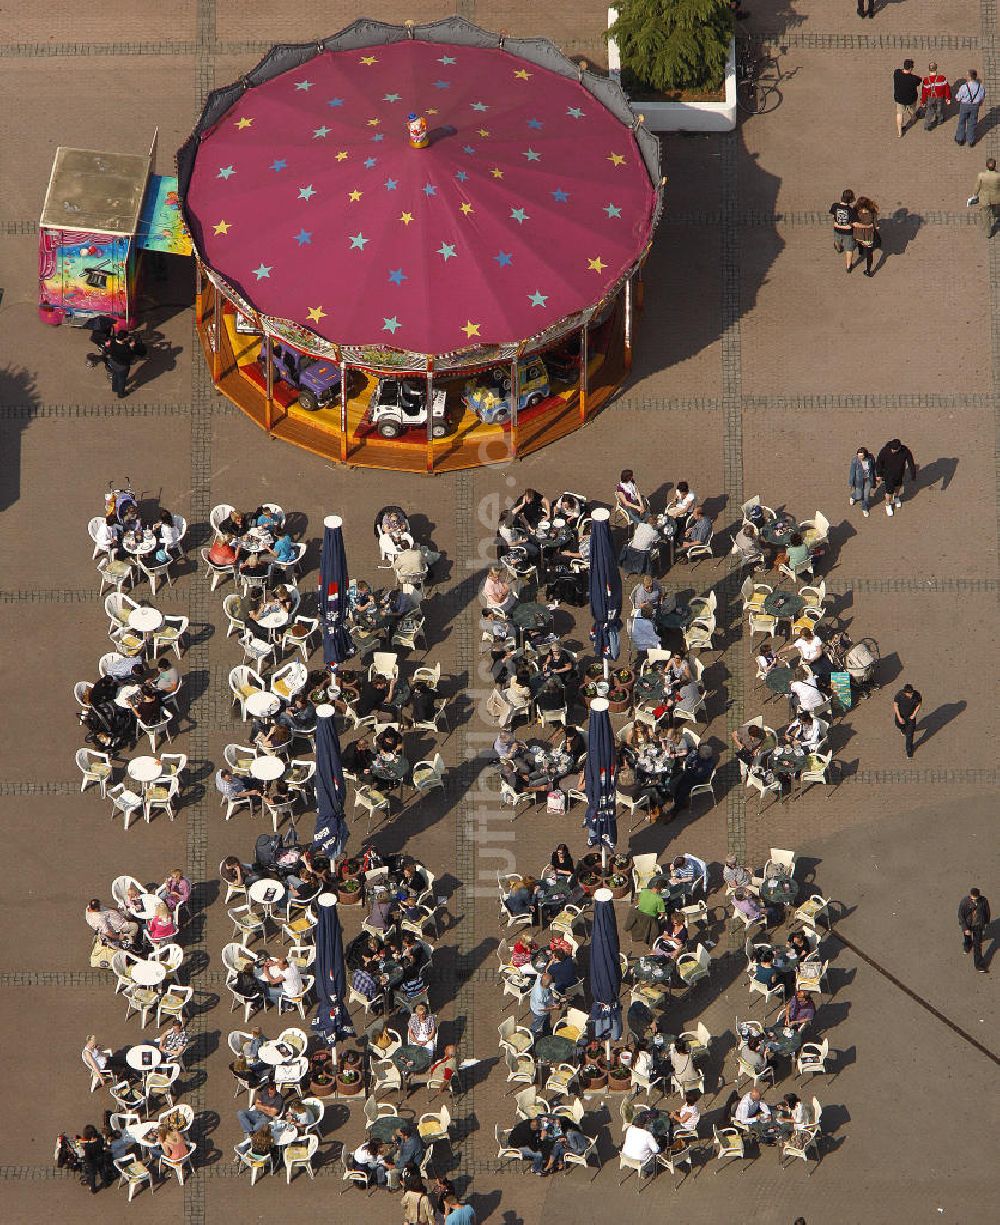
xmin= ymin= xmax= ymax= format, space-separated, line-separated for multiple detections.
xmin=1 ymin=2 xmax=998 ymax=1223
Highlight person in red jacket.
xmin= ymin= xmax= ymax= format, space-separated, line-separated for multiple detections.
xmin=921 ymin=62 xmax=952 ymax=130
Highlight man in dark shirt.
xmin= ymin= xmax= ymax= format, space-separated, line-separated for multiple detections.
xmin=876 ymin=438 xmax=917 ymax=516
xmin=508 ymin=1117 xmax=550 ymax=1174
xmin=893 ymin=59 xmax=922 ymax=136
xmin=958 ymin=888 xmax=991 ymax=972
xmin=892 ymin=683 xmax=922 ymax=758
xmin=829 ymin=189 xmax=857 ymax=271
xmin=547 ymin=949 xmax=579 ymax=995
xmin=100 ymin=326 xmax=145 ymax=399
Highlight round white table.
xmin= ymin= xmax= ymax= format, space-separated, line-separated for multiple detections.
xmin=126 ymin=1121 xmax=161 ymax=1147
xmin=128 ymin=606 xmax=163 ymax=633
xmin=131 ymin=959 xmax=167 ymax=987
xmin=258 ymin=607 xmax=289 ymax=631
xmin=115 ymin=683 xmax=141 ymax=709
xmin=248 ymin=878 xmax=286 ymax=908
xmin=127 ymin=756 xmax=162 ymax=784
xmin=258 ymin=1039 xmax=296 ymax=1066
xmin=269 ymin=1120 xmax=301 ymax=1146
xmin=125 ymin=1044 xmax=163 ymax=1073
xmin=131 ymin=892 xmax=161 ymax=921
xmin=246 ymin=691 xmax=281 ymax=719
xmin=124 ymin=532 xmax=157 ymax=557
xmin=237 ymin=530 xmax=272 ymax=553
xmin=250 ymin=755 xmax=286 ymax=782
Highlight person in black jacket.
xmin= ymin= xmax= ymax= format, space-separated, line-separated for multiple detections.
xmin=958 ymin=888 xmax=991 ymax=972
xmin=875 ymin=438 xmax=917 ymax=517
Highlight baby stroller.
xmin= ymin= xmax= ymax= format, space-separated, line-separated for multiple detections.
xmin=104 ymin=478 xmax=138 ymax=524
xmin=827 ymin=631 xmax=880 ymax=700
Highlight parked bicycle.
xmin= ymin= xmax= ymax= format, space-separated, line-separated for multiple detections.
xmin=736 ymin=39 xmax=789 ymax=114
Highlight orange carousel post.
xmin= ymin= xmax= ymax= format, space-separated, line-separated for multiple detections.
xmin=509 ymin=356 xmax=520 ymax=460
xmin=578 ymin=322 xmax=590 ymax=424
xmin=424 ymin=358 xmax=435 ymax=474
xmin=624 ymin=276 xmax=634 ymax=373
xmin=211 ymin=288 xmax=222 ymax=382
xmin=339 ymin=360 xmax=349 ymax=463
xmin=263 ymin=335 xmax=274 ymax=431
xmin=194 ymin=258 xmax=204 ymax=327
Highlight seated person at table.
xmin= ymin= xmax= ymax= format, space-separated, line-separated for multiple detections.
xmin=549 ymin=844 xmax=575 ymax=880
xmin=788 ymin=667 xmax=827 ymax=716
xmin=508 ymin=1117 xmax=551 ymax=1175
xmin=397 ymin=953 xmax=429 ymax=1001
xmin=260 ymin=954 xmax=303 ymax=1006
xmin=632 ymin=573 xmax=661 ymax=612
xmin=409 ymin=680 xmax=437 ymax=726
xmin=272 ymin=584 xmax=297 ymax=615
xmin=352 ymin=1136 xmax=389 ymax=1186
xmin=367 ymin=887 xmax=395 ymax=934
xmin=667 ymin=744 xmax=716 ymax=817
xmin=751 ymin=948 xmax=783 ymax=990
xmin=534 ymin=675 xmax=566 ymax=717
xmin=486 ymin=670 xmax=532 ymax=728
xmin=629 ymin=608 xmax=663 ymax=656
xmin=615 ymin=469 xmax=647 ymax=524
xmin=733 ymin=521 xmax=764 ymax=567
xmin=512 ymin=488 xmax=551 ymax=533
xmin=122 ymin=884 xmax=145 ymax=917
xmin=733 ymin=888 xmax=766 ymax=927
xmin=505 ymin=876 xmax=542 ymax=916
xmin=81 ymin=1034 xmax=127 ymax=1083
xmin=659 ymin=653 xmax=689 ymax=690
xmin=664 ymin=481 xmax=696 ymax=534
xmin=622 ymin=721 xmax=653 ymax=755
xmin=499 ymin=749 xmax=548 ymax=797
xmin=783 ymin=990 xmax=816 ymax=1032
xmin=783 ymin=532 xmax=811 ymax=575
xmin=483 ymin=566 xmax=517 ymax=613
xmin=652 ymin=912 xmax=688 ymax=959
xmin=627 ymin=512 xmax=661 ymax=557
xmin=624 ymin=886 xmax=666 ymax=945
xmin=154 ymin=510 xmax=182 ymax=556
xmin=356 ymin=673 xmax=397 ymax=719
xmin=776 ymin=1093 xmax=810 ymax=1132
xmin=215 ymin=768 xmax=263 ymax=807
xmin=397 ymin=863 xmax=428 ymax=896
xmin=153 ymin=657 xmax=179 ymax=696
xmin=781 ymin=624 xmax=824 ymax=667
xmin=254 ymin=719 xmax=291 ymax=756
xmin=669 ymin=855 xmax=696 ymax=888
xmin=784 ymin=711 xmax=826 ymax=750
xmin=739 ymin=1034 xmax=770 ymax=1077
xmin=237 ymin=1080 xmax=285 ymax=1136
xmin=669 ymin=1090 xmax=701 ymax=1136
xmin=128 ymin=682 xmax=163 ymax=726
xmin=673 ymin=678 xmax=703 ymax=718
xmin=546 ymin=948 xmax=579 ymax=995
xmin=723 ymin=855 xmax=752 ymax=892
xmin=219 ymin=509 xmax=247 ymax=538
xmin=661 ymin=726 xmax=693 ymax=763
xmin=756 ymin=640 xmax=779 ymax=676
xmin=554 ymin=724 xmax=586 ymax=766
xmin=157 ymin=1017 xmax=191 ymax=1063
xmin=395 ymin=540 xmax=440 ymax=580
xmin=622 ymin=1115 xmax=662 ymax=1168
xmin=489 ymin=641 xmax=521 ymax=687
xmin=541 ymin=641 xmax=574 ymax=682
xmin=207 ymin=533 xmax=238 ymax=568
xmin=669 ymin=1038 xmax=701 ymax=1090
xmin=391 ymin=1121 xmax=426 ymax=1176
xmin=407 ymin=1002 xmax=438 ymax=1053
xmin=342 ymin=736 xmax=375 ymax=781
xmin=279 ymin=692 xmax=316 ymax=736
xmin=552 ymin=491 xmax=585 ymax=525
xmin=350 ymin=579 xmax=377 ymax=618
xmin=426 ymin=1043 xmax=459 ymax=1097
xmin=731 ymin=722 xmax=775 ymax=770
xmin=86 ymin=898 xmax=139 ymax=948
xmin=147 ymin=901 xmax=177 ymax=942
xmin=351 ymin=964 xmax=384 ymax=1006
xmin=96 ymin=513 xmax=124 ymax=558
xmin=401 ymin=932 xmax=430 ymax=970
xmin=249 ymin=505 xmax=282 ymax=534
xmin=734 ymin=1087 xmax=771 ymax=1130
xmin=159 ymin=868 xmax=191 ymax=912
xmin=497 ymin=509 xmax=539 ymax=560
xmin=380 ymin=587 xmax=418 ymax=629
xmin=375 ymin=723 xmax=403 ymax=755
xmin=678 ymin=505 xmax=712 ymax=559
xmin=785 ymin=930 xmax=812 ymax=964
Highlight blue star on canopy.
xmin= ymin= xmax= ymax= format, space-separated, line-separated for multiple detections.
xmin=371 ymin=134 xmax=385 ymax=143
xmin=604 ymin=202 xmax=622 ymax=218
xmin=383 ymin=92 xmax=402 ymax=102
xmin=438 ymin=55 xmax=456 ymax=65
xmin=494 ymin=251 xmax=513 ymax=267
xmin=349 ymin=233 xmax=369 ymax=250
xmin=471 ymin=101 xmax=489 ymax=112
xmin=270 ymin=159 xmax=287 ymax=172
xmin=551 ymin=188 xmax=569 ymax=203
xmin=313 ymin=125 xmax=331 ymax=138
xmin=387 ymin=268 xmax=407 ymax=285
xmin=528 ymin=290 xmax=548 ymax=307
xmin=567 ymin=106 xmax=585 ymax=119
xmin=462 ymin=145 xmax=476 ymax=155
xmin=252 ymin=263 xmax=272 ymax=279
xmin=433 ymin=80 xmax=451 ymax=89
xmin=294 ymin=80 xmax=314 ymax=91
xmin=217 ymin=165 xmax=235 ymax=180
xmin=438 ymin=243 xmax=457 ymax=261
xmin=523 ymin=148 xmax=541 ymax=162
xmin=298 ymin=185 xmax=316 ymax=200
xmin=455 ymin=170 xmax=469 ymax=183
xmin=423 ymin=183 xmax=438 ymax=197
xmin=527 ymin=117 xmax=544 ymax=129
xmin=382 ymin=316 xmax=401 ymax=334
xmin=384 ymin=177 xmax=398 ymax=191
xmin=364 ymin=157 xmax=378 ymax=169
xmin=294 ymin=229 xmax=312 ymax=245
xmin=510 ymin=207 xmax=529 ymax=224
xmin=327 ymin=97 xmax=344 ymax=107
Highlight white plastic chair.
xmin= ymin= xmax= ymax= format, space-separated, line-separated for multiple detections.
xmin=277 ymin=973 xmax=314 ymax=1019
xmin=200 ymin=546 xmax=234 ymax=590
xmin=796 ymin=1038 xmax=831 ymax=1082
xmin=108 ymin=782 xmax=144 ymax=830
xmin=153 ymin=614 xmax=188 ymax=659
xmin=137 ymin=709 xmax=174 ymax=753
xmin=271 ymin=660 xmax=307 ymax=702
xmin=114 ymin=1155 xmax=153 ymax=1201
xmin=675 ymin=944 xmax=712 ymax=992
xmin=281 ymin=616 xmax=318 ymax=663
xmin=145 ymin=775 xmax=180 ymax=823
xmin=412 ymin=753 xmax=445 ymax=796
xmin=284 ymin=1134 xmax=319 ymax=1183
xmin=77 ymin=748 xmax=112 ymax=797
xmin=98 ymin=555 xmax=135 ymax=594
xmin=138 ymin=554 xmax=174 ymax=596
xmin=229 ymin=665 xmax=265 ymax=720
xmin=235 ymin=1140 xmax=274 ymax=1185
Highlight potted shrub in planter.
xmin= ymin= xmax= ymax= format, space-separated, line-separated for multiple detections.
xmin=614 ymin=666 xmax=635 ymax=692
xmin=607 ymin=684 xmax=632 ymax=714
xmin=580 ymin=852 xmax=605 ymax=875
xmin=337 ymin=1050 xmax=365 ymax=1096
xmin=337 ymin=877 xmax=363 ymax=906
xmin=607 ymin=871 xmax=632 ymax=901
xmin=578 ymin=868 xmax=602 ymax=896
xmin=308 ymin=1050 xmax=335 ymax=1098
xmin=607 ymin=1051 xmax=633 ymax=1092
xmin=579 ymin=1047 xmax=608 ymax=1090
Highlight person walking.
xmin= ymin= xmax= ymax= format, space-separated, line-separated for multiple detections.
xmin=892 ymin=682 xmax=922 ymax=759
xmin=921 ymin=63 xmax=951 ymax=131
xmin=893 ymin=59 xmax=921 ymax=136
xmin=851 ymin=197 xmax=881 ymax=277
xmin=848 ymin=447 xmax=877 ymax=517
xmin=958 ymin=888 xmax=990 ymax=973
xmin=828 ymin=189 xmax=857 ymax=272
xmin=954 ymin=70 xmax=985 ymax=146
xmin=875 ymin=437 xmax=917 ymax=515
xmin=99 ymin=324 xmax=146 ymax=400
xmin=973 ymin=158 xmax=1000 ymax=239
xmin=857 ymin=0 xmax=874 ymax=18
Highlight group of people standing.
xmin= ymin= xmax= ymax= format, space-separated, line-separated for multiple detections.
xmin=848 ymin=438 xmax=917 ymax=518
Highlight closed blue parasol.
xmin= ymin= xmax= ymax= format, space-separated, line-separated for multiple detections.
xmin=588 ymin=886 xmax=623 ymax=1045
xmin=584 ymin=696 xmax=617 ymax=863
xmin=588 ymin=507 xmax=622 ymax=676
xmin=314 ymin=892 xmax=348 ymax=1043
xmin=313 ymin=703 xmax=348 ymax=859
xmin=319 ymin=514 xmax=354 ymax=665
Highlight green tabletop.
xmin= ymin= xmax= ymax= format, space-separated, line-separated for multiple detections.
xmin=533 ymin=1034 xmax=579 ymax=1064
xmin=765 ymin=666 xmax=794 ymax=695
xmin=392 ymin=1045 xmax=432 ymax=1075
xmin=511 ymin=601 xmax=553 ymax=629
xmin=762 ymin=590 xmax=805 ymax=618
xmin=761 ymin=520 xmax=796 ymax=546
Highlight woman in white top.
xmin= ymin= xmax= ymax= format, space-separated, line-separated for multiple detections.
xmin=784 ymin=626 xmax=824 ymax=664
xmin=665 ymin=482 xmax=696 ymax=532
xmin=668 ymin=1091 xmax=701 ymax=1135
xmin=615 ymin=469 xmax=647 ymax=524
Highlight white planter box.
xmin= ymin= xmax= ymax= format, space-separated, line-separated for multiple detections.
xmin=607 ymin=9 xmax=736 ymax=133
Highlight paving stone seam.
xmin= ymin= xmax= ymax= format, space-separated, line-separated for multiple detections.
xmin=982 ymin=0 xmax=1000 ymax=593
xmin=0 ymin=401 xmax=195 ymax=418
xmin=754 ymin=31 xmax=982 ymax=50
xmin=660 ymin=210 xmax=978 ymax=227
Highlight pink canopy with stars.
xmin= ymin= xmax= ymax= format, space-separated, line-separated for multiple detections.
xmin=182 ymin=35 xmax=659 ymax=359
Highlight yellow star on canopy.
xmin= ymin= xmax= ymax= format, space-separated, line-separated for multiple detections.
xmin=236 ymin=117 xmax=254 ymax=129
xmin=478 ymin=128 xmax=491 ymax=138
xmin=306 ymin=305 xmax=327 ymax=323
xmin=461 ymin=321 xmax=481 ymax=339
xmin=514 ymin=68 xmax=532 ymax=80
xmin=427 ymin=108 xmax=439 ymax=116
xmin=348 ymin=189 xmax=363 ymax=202
xmin=367 ymin=118 xmax=381 ymax=127
xmin=335 ymin=151 xmax=349 ymax=162
xmin=608 ymin=152 xmax=626 ymax=166
xmin=490 ymin=167 xmax=504 ymax=180
xmin=587 ymin=256 xmax=608 ymax=273
xmin=459 ymin=202 xmax=475 ymax=216
xmin=399 ymin=212 xmax=414 ymax=226
xmin=360 ymin=56 xmax=378 ymax=66
xmin=213 ymin=219 xmax=232 ymax=235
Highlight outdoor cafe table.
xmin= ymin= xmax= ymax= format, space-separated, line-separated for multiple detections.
xmin=128 ymin=606 xmax=163 ymax=634
xmin=373 ymin=754 xmax=410 ymax=795
xmin=761 ymin=519 xmax=797 ymax=548
xmin=258 ymin=1039 xmax=297 ymax=1066
xmin=257 ymin=605 xmax=289 ymax=632
xmin=392 ymin=1045 xmax=433 ymax=1080
xmin=654 ymin=605 xmax=692 ymax=633
xmin=248 ymin=877 xmax=286 ymax=912
xmin=130 ymin=959 xmax=167 ymax=987
xmin=771 ymin=746 xmax=807 ymax=781
xmin=633 ymin=673 xmax=668 ymax=704
xmin=245 ymin=691 xmax=281 ymax=720
xmin=368 ymin=1115 xmax=405 ymax=1144
xmin=761 ymin=1024 xmax=803 ymax=1059
xmin=128 ymin=756 xmax=162 ymax=785
xmin=127 ymin=1120 xmax=161 ymax=1148
xmin=631 ymin=955 xmax=675 ymax=987
xmin=126 ymin=1044 xmax=162 ymax=1073
xmin=235 ymin=529 xmax=272 ymax=553
xmin=648 ymin=875 xmax=689 ymax=904
xmin=533 ymin=1034 xmax=579 ymax=1066
xmin=250 ymin=754 xmax=286 ymax=782
xmin=759 ymin=876 xmax=799 ymax=907
xmin=510 ymin=602 xmax=553 ymax=644
xmin=765 ymin=665 xmax=794 ymax=697
xmin=123 ymin=530 xmax=157 ymax=557
xmin=762 ymin=590 xmax=805 ymax=621
xmin=269 ymin=1119 xmax=301 ymax=1146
